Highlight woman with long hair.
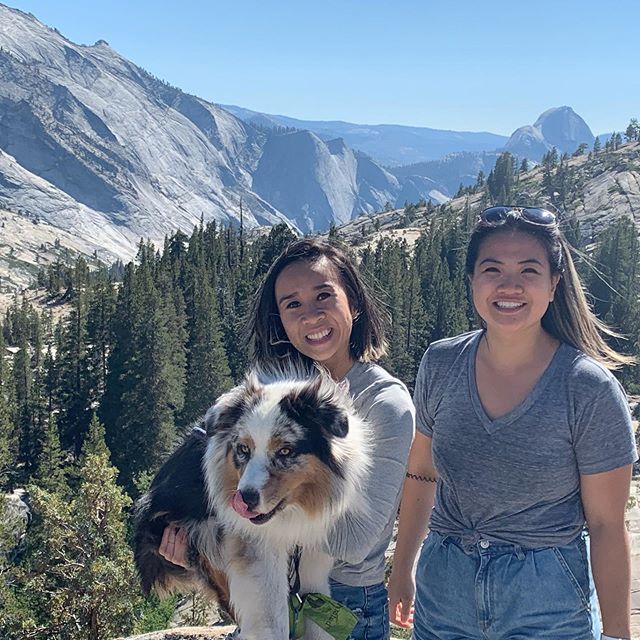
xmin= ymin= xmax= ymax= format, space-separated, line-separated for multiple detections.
xmin=388 ymin=206 xmax=636 ymax=639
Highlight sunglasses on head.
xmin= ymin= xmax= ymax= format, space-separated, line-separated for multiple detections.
xmin=478 ymin=206 xmax=557 ymax=227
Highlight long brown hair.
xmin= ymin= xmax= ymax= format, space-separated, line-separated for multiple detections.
xmin=465 ymin=216 xmax=635 ymax=370
xmin=248 ymin=238 xmax=388 ymax=369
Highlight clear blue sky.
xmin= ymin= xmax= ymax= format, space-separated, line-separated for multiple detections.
xmin=5 ymin=0 xmax=638 ymax=136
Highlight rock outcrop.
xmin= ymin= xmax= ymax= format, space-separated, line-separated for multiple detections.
xmin=504 ymin=106 xmax=595 ymax=160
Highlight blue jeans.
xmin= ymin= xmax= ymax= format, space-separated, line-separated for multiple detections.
xmin=413 ymin=531 xmax=601 ymax=639
xmin=330 ymin=579 xmax=389 ymax=640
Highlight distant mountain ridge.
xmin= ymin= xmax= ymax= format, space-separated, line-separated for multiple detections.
xmin=381 ymin=107 xmax=597 ymax=196
xmin=333 ymin=141 xmax=640 ymax=250
xmin=225 ymin=104 xmax=600 ymax=195
xmin=221 ymin=104 xmax=509 ymax=166
xmin=390 ymin=151 xmax=501 ymax=197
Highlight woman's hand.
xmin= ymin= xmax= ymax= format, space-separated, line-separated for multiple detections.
xmin=158 ymin=524 xmax=191 ymax=569
xmin=387 ymin=433 xmax=436 ymax=629
xmin=387 ymin=568 xmax=415 ymax=629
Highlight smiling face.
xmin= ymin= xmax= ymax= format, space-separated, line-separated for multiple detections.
xmin=469 ymin=229 xmax=560 ymax=336
xmin=274 ymin=258 xmax=355 ymax=379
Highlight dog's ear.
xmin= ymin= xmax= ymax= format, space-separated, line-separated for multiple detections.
xmin=244 ymin=370 xmax=262 ymax=396
xmin=204 ymin=385 xmax=250 ymax=436
xmin=280 ymin=377 xmax=349 ymax=439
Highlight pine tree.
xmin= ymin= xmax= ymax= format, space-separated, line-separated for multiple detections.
xmin=100 ymin=264 xmax=138 ymax=485
xmin=43 ymin=337 xmax=59 ymax=415
xmin=101 ymin=245 xmax=186 ymax=493
xmin=373 ymin=238 xmax=412 ymax=379
xmin=0 ymin=329 xmax=14 ymax=490
xmin=253 ymin=223 xmax=297 ymax=277
xmin=182 ymin=274 xmax=232 ymax=423
xmin=12 ymin=331 xmax=34 ymax=479
xmin=486 ymin=152 xmax=515 ymax=203
xmin=563 ymin=212 xmax=582 ymax=250
xmin=34 ymin=413 xmax=66 ymax=494
xmin=412 ymin=215 xmax=472 ymax=350
xmin=155 ymin=262 xmax=188 ymax=423
xmin=20 ymin=414 xmax=140 ymax=639
xmin=593 ymin=136 xmax=601 ymax=154
xmin=28 ymin=313 xmax=48 ymax=459
xmin=86 ymin=271 xmax=117 ymax=401
xmin=625 ymin=118 xmax=640 ymax=142
xmin=56 ymin=275 xmax=91 ymax=454
xmin=541 ymin=148 xmax=559 ymax=200
xmin=554 ymin=153 xmax=572 ymax=209
xmin=403 ymin=260 xmax=430 ymax=382
xmin=587 ymin=217 xmax=640 ymax=389
xmin=572 ymin=143 xmax=588 ymax=157
xmin=46 ymin=258 xmax=64 ymax=295
xmin=541 ymin=148 xmax=558 ymax=169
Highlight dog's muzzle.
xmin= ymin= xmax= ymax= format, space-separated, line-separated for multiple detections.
xmin=230 ymin=490 xmax=286 ymax=525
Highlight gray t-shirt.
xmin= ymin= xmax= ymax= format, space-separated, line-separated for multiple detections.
xmin=328 ymin=361 xmax=415 ymax=586
xmin=415 ymin=330 xmax=637 ymax=549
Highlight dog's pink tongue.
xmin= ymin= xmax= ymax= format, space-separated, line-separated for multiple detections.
xmin=231 ymin=490 xmax=259 ymax=519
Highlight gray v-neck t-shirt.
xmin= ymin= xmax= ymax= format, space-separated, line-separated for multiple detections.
xmin=415 ymin=330 xmax=637 ymax=548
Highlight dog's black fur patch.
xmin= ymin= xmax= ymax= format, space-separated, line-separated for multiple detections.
xmin=279 ymin=380 xmax=348 ymax=477
xmin=134 ymin=426 xmax=212 ymax=595
xmin=205 ymin=383 xmax=266 ymax=438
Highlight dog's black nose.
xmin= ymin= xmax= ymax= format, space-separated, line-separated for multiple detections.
xmin=240 ymin=488 xmax=260 ymax=511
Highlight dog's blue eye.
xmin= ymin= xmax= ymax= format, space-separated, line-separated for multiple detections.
xmin=277 ymin=447 xmax=292 ymax=458
xmin=236 ymin=443 xmax=250 ymax=457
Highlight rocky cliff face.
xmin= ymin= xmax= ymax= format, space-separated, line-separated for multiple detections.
xmin=0 ymin=5 xmax=290 ymax=254
xmin=0 ymin=3 xmax=452 ymax=262
xmin=252 ymin=132 xmax=400 ymax=232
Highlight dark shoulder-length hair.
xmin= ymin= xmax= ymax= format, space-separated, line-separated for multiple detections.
xmin=247 ymin=238 xmax=388 ymax=368
xmin=465 ymin=216 xmax=634 ymax=370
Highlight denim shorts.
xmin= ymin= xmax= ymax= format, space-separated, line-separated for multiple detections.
xmin=329 ymin=579 xmax=389 ymax=640
xmin=413 ymin=531 xmax=601 ymax=640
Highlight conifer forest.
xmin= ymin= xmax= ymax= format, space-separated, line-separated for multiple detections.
xmin=1 ymin=140 xmax=640 ymax=639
